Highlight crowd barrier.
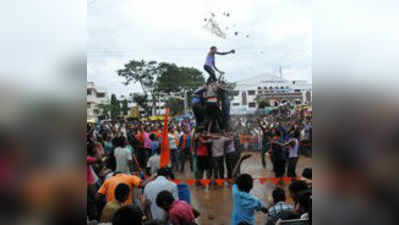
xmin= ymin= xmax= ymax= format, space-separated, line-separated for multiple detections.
xmin=170 ymin=177 xmax=298 ymax=187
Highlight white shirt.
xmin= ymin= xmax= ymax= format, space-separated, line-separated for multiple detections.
xmin=288 ymin=138 xmax=299 ymax=158
xmin=168 ymin=133 xmax=177 ymax=150
xmin=147 ymin=154 xmax=160 ymax=175
xmin=114 ymin=147 xmax=132 ymax=174
xmin=144 ymin=176 xmax=178 ymax=221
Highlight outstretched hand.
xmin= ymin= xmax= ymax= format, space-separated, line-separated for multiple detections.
xmin=241 ymin=154 xmax=252 ymax=161
xmin=231 ymin=49 xmax=236 ymax=54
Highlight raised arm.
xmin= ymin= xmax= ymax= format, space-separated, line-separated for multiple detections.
xmin=215 ymin=49 xmax=235 ymax=55
xmin=232 ymin=154 xmax=252 ymax=178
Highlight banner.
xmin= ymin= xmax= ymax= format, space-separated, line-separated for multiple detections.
xmin=160 ymin=108 xmax=170 ymax=168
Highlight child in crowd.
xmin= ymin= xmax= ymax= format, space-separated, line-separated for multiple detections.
xmin=156 ymin=190 xmax=200 ymax=225
xmin=231 ymin=155 xmax=268 ymax=225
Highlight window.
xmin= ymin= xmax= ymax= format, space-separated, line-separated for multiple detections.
xmin=248 ymin=90 xmax=256 ymax=96
xmin=233 ymin=90 xmax=240 ymax=96
xmin=96 ymin=92 xmax=105 ymax=98
xmin=294 ymin=89 xmax=301 ymax=93
xmin=87 ymin=89 xmax=92 ymax=95
xmin=258 ymin=90 xmax=263 ymax=94
xmin=232 ymin=103 xmax=240 ymax=106
xmin=249 ymin=102 xmax=256 ymax=108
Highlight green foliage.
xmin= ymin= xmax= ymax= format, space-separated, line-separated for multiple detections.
xmin=165 ymin=97 xmax=185 ymax=116
xmin=257 ymin=98 xmax=271 ymax=109
xmin=118 ymin=60 xmax=205 ymax=115
xmin=96 ymin=103 xmax=111 ymax=118
xmin=133 ymin=93 xmax=150 ymax=116
xmin=157 ymin=63 xmax=205 ymax=94
xmin=122 ymin=99 xmax=129 ymax=116
xmin=110 ymin=94 xmax=121 ymax=119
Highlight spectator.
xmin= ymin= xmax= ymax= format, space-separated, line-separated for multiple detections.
xmin=156 ymin=190 xmax=199 ymax=225
xmin=101 ymin=183 xmax=130 ymax=222
xmin=114 ymin=136 xmax=133 ymax=174
xmin=143 ymin=168 xmax=178 ymax=221
xmin=266 ymin=187 xmax=294 ymax=225
xmin=179 ymin=129 xmax=193 ymax=173
xmin=146 ymin=148 xmax=160 ymax=176
xmin=231 ymin=171 xmax=267 ymax=225
xmin=168 ymin=128 xmax=179 ymax=171
xmin=112 ymin=205 xmax=144 ymax=225
xmin=232 ymin=155 xmax=267 ymax=225
xmin=288 ymin=180 xmax=309 ymax=214
xmin=97 ymin=172 xmax=142 ymax=205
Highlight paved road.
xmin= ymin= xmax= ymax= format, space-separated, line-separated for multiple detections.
xmin=174 ymin=152 xmax=312 ymax=225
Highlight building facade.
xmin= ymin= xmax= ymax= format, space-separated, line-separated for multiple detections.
xmin=87 ymin=81 xmax=109 ymax=121
xmin=230 ymin=73 xmax=312 ymax=115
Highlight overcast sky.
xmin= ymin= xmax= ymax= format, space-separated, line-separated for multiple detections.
xmin=88 ymin=0 xmax=312 ymax=95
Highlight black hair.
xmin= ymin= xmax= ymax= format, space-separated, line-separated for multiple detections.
xmin=237 ymin=222 xmax=250 ymax=225
xmin=112 ymin=137 xmax=119 ymax=147
xmin=112 ymin=205 xmax=143 ymax=225
xmin=236 ymin=173 xmax=253 ymax=193
xmin=157 ymin=168 xmax=170 ymax=178
xmin=210 ymin=46 xmax=217 ymax=50
xmin=298 ymin=190 xmax=312 ymax=213
xmin=272 ymin=187 xmax=286 ymax=203
xmin=114 ymin=183 xmax=130 ymax=203
xmin=87 ymin=142 xmax=96 ymax=156
xmin=119 ymin=136 xmax=126 ymax=148
xmin=289 ymin=180 xmax=308 ymax=202
xmin=302 ymin=168 xmax=312 ymax=180
xmin=149 ymin=133 xmax=156 ymax=141
xmin=156 ymin=190 xmax=175 ymax=210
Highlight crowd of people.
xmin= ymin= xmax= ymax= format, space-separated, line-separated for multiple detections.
xmin=86 ymin=104 xmax=312 ymax=225
xmin=86 ymin=45 xmax=311 ymax=225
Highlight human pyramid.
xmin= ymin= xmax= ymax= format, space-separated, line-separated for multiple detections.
xmin=191 ymin=46 xmax=235 ymax=134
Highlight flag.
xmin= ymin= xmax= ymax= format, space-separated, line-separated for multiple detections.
xmin=160 ymin=107 xmax=170 ymax=168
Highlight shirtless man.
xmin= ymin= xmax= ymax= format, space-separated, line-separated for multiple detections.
xmin=204 ymin=46 xmax=235 ymax=84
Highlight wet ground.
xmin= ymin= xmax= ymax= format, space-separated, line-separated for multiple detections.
xmin=174 ymin=152 xmax=312 ymax=225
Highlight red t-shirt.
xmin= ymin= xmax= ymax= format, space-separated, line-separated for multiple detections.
xmin=87 ymin=156 xmax=97 ymax=185
xmin=196 ymin=142 xmax=209 ymax=156
xmin=169 ymin=200 xmax=195 ymax=225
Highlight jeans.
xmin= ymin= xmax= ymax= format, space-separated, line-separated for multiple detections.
xmin=261 ymin=143 xmax=270 ymax=168
xmin=180 ymin=148 xmax=193 ymax=173
xmin=212 ymin=156 xmax=225 ymax=179
xmin=135 ymin=148 xmax=147 ymax=170
xmin=225 ymin=152 xmax=239 ymax=179
xmin=170 ymin=149 xmax=179 ymax=171
xmin=287 ymin=157 xmax=298 ymax=177
xmin=197 ymin=155 xmax=212 ymax=179
xmin=205 ymin=102 xmax=223 ymax=132
xmin=204 ymin=65 xmax=217 ymax=84
xmin=192 ymin=102 xmax=205 ymax=127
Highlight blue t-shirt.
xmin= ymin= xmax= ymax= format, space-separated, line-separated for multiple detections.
xmin=151 ymin=141 xmax=160 ymax=151
xmin=231 ymin=184 xmax=265 ymax=225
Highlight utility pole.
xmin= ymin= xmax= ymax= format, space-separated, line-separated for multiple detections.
xmin=183 ymin=90 xmax=188 ymax=114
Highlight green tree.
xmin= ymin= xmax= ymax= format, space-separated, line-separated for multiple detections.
xmin=256 ymin=97 xmax=270 ymax=109
xmin=157 ymin=63 xmax=205 ymax=94
xmin=96 ymin=103 xmax=111 ymax=118
xmin=133 ymin=93 xmax=150 ymax=116
xmin=110 ymin=94 xmax=121 ymax=119
xmin=165 ymin=97 xmax=185 ymax=116
xmin=122 ymin=99 xmax=129 ymax=116
xmin=118 ymin=60 xmax=165 ymax=115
